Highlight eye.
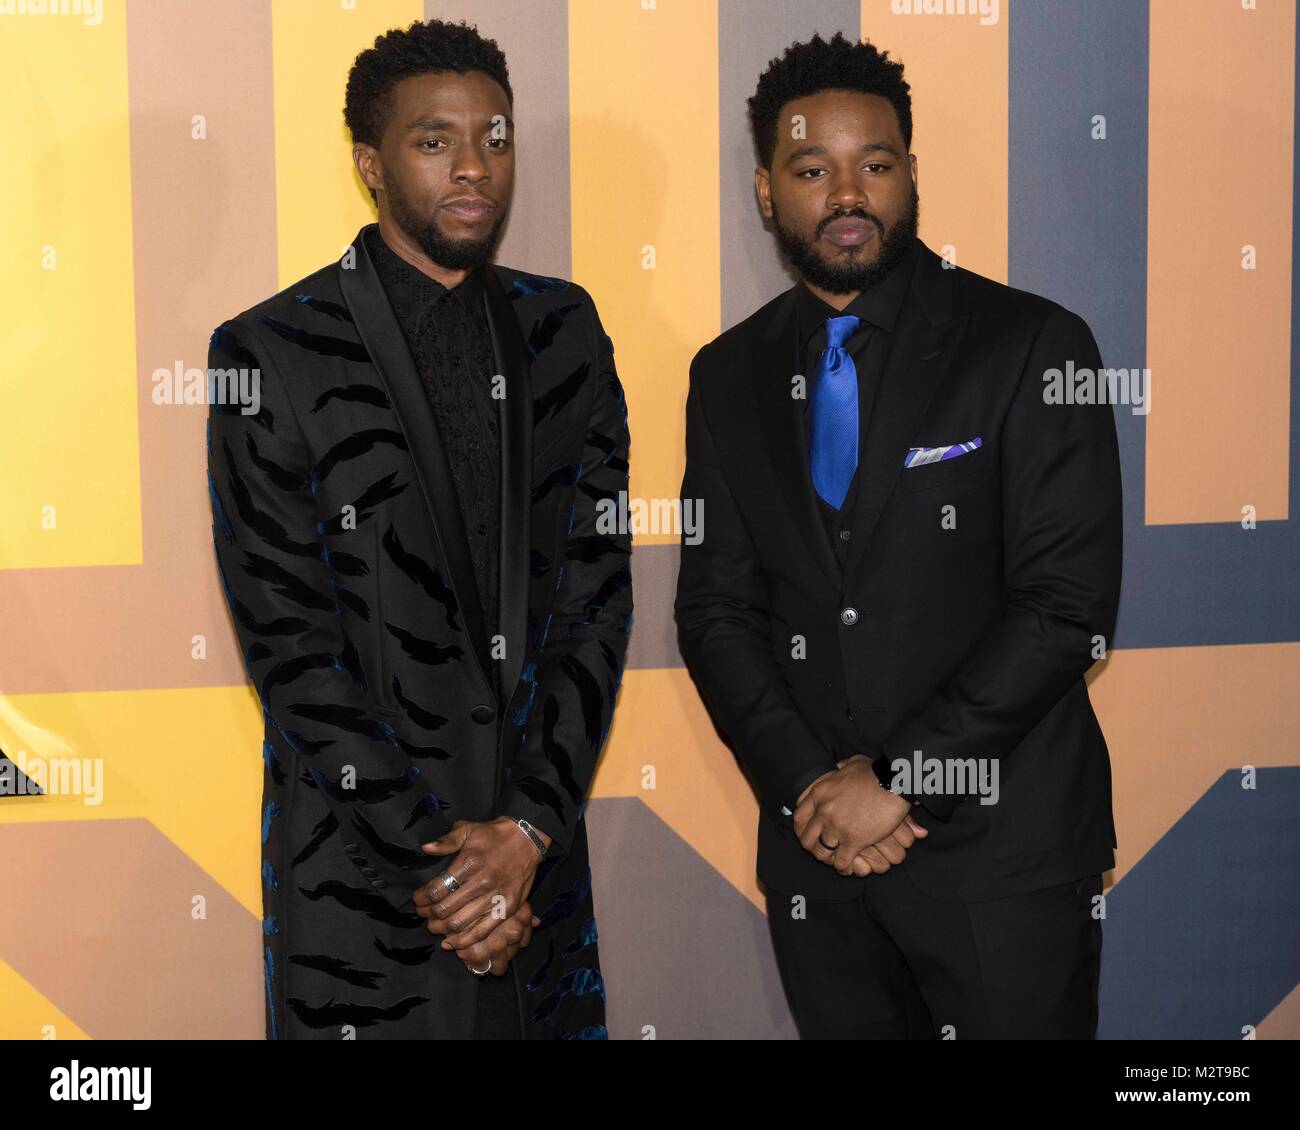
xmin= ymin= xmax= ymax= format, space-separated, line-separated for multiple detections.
xmin=864 ymin=163 xmax=889 ymax=174
xmin=796 ymin=167 xmax=826 ymax=179
xmin=485 ymin=136 xmax=510 ymax=149
xmin=420 ymin=138 xmax=446 ymax=151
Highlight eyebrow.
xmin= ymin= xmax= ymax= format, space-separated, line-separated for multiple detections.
xmin=405 ymin=114 xmax=515 ymax=132
xmin=783 ymin=141 xmax=901 ymax=164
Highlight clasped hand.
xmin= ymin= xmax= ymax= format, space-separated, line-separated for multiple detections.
xmin=793 ymin=755 xmax=928 ymax=876
xmin=411 ymin=817 xmax=546 ymax=976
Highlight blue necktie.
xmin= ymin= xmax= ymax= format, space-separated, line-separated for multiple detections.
xmin=809 ymin=314 xmax=861 ymax=510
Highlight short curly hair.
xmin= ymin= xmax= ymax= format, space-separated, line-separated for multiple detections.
xmin=343 ymin=18 xmax=512 ymax=151
xmin=748 ymin=31 xmax=911 ymax=169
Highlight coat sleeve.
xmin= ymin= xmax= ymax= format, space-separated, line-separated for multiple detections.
xmin=207 ymin=316 xmax=454 ymax=912
xmin=874 ymin=306 xmax=1124 ymax=822
xmin=499 ymin=292 xmax=634 ymax=857
xmin=674 ymin=350 xmax=839 ymax=823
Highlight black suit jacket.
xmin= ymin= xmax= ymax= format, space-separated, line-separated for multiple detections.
xmin=675 ymin=238 xmax=1122 ymax=903
xmin=207 ymin=224 xmax=631 ymax=1038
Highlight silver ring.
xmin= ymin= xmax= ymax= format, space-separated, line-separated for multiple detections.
xmin=471 ymin=959 xmax=492 ymax=977
xmin=440 ymin=869 xmax=460 ymax=893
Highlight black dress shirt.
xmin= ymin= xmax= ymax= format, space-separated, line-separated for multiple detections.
xmin=785 ymin=236 xmax=922 ymax=815
xmin=364 ymin=227 xmax=502 ymax=642
xmin=364 ymin=228 xmax=521 ymax=1038
xmin=796 ymin=235 xmax=920 ymax=570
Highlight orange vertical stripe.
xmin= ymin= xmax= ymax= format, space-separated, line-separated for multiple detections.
xmin=1147 ymin=0 xmax=1294 ymax=524
xmin=860 ymin=0 xmax=1009 ymax=282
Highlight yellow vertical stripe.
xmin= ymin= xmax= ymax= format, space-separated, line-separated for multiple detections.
xmin=271 ymin=0 xmax=422 ymax=285
xmin=1146 ymin=0 xmax=1294 ymax=524
xmin=860 ymin=0 xmax=1009 ymax=282
xmin=0 ymin=7 xmax=141 ymax=568
xmin=569 ymin=0 xmax=720 ymax=543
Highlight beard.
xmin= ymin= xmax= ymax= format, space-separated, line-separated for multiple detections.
xmin=772 ymin=184 xmax=919 ymax=295
xmin=383 ymin=174 xmax=505 ymax=272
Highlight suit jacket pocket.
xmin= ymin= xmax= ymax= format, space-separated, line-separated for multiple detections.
xmin=898 ymin=447 xmax=992 ymax=494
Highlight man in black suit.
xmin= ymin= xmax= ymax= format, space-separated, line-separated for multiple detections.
xmin=208 ymin=20 xmax=630 ymax=1040
xmin=675 ymin=32 xmax=1122 ymax=1039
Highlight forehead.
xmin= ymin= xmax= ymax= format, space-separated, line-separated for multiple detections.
xmin=388 ymin=69 xmax=511 ymax=125
xmin=774 ymin=89 xmax=902 ymax=149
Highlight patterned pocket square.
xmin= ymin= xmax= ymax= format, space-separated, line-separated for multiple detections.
xmin=903 ymin=436 xmax=982 ymax=469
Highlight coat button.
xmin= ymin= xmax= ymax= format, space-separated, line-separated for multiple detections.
xmin=840 ymin=607 xmax=859 ymax=626
xmin=343 ymin=842 xmax=361 ymax=855
xmin=371 ymin=878 xmax=387 ymax=889
xmin=471 ymin=704 xmax=495 ymax=724
xmin=361 ymin=867 xmax=378 ymax=878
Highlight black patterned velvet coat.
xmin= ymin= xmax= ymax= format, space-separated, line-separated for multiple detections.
xmin=206 ymin=223 xmax=632 ymax=1040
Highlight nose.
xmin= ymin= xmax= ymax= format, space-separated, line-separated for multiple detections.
xmin=824 ymin=168 xmax=867 ymax=213
xmin=451 ymin=146 xmax=489 ymax=186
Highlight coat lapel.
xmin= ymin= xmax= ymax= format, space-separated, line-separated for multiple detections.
xmin=840 ymin=243 xmax=969 ymax=582
xmin=483 ymin=265 xmax=533 ymax=705
xmin=337 ymin=224 xmax=493 ymax=691
xmin=754 ymin=286 xmax=842 ymax=588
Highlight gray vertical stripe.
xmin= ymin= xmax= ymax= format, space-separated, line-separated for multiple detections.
xmin=428 ymin=0 xmax=572 ymax=279
xmin=587 ymin=797 xmax=797 ymax=1038
xmin=1010 ymin=2 xmax=1299 ymax=648
xmin=718 ymin=1 xmax=861 ymax=331
xmin=626 ymin=543 xmax=682 ymax=669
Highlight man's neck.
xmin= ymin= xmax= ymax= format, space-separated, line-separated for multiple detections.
xmin=802 ymin=280 xmax=858 ymax=311
xmin=375 ymin=216 xmax=469 ymax=289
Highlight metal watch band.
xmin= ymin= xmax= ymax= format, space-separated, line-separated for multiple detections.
xmin=513 ymin=817 xmax=548 ymax=858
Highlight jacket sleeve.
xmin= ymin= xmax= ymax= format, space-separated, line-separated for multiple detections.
xmin=207 ymin=317 xmax=455 ymax=912
xmin=674 ymin=350 xmax=838 ymax=823
xmin=499 ymin=292 xmax=634 ymax=857
xmin=875 ymin=306 xmax=1124 ymax=822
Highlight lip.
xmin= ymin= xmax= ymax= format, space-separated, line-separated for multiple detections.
xmin=443 ymin=196 xmax=495 ymax=222
xmin=821 ymin=216 xmax=874 ymax=248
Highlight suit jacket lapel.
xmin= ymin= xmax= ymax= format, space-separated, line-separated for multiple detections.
xmin=337 ymin=224 xmax=493 ymax=691
xmin=755 ymin=286 xmax=841 ymax=588
xmin=484 ymin=265 xmax=532 ymax=705
xmin=841 ymin=243 xmax=969 ymax=582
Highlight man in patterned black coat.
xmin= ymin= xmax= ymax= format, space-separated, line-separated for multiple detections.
xmin=206 ymin=20 xmax=631 ymax=1040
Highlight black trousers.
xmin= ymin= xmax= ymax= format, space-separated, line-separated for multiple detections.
xmin=766 ymin=863 xmax=1103 ymax=1039
xmin=472 ymin=966 xmax=523 ymax=1040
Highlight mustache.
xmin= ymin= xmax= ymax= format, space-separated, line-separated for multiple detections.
xmin=815 ymin=208 xmax=883 ymax=240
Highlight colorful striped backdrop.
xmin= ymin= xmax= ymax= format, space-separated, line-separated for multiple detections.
xmin=0 ymin=0 xmax=1295 ymax=1039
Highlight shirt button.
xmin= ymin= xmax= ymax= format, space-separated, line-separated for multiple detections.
xmin=840 ymin=607 xmax=859 ymax=626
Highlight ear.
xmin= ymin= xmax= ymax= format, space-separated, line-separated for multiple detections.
xmin=909 ymin=152 xmax=918 ymax=194
xmin=754 ymin=164 xmax=773 ymax=220
xmin=352 ymin=142 xmax=384 ymax=197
